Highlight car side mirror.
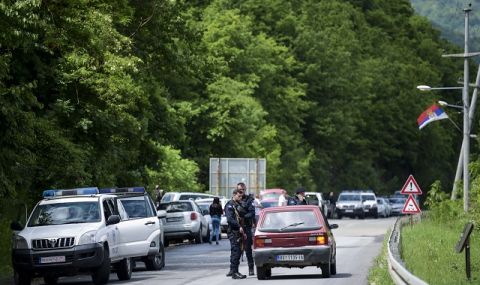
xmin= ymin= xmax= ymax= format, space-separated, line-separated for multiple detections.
xmin=202 ymin=209 xmax=209 ymax=216
xmin=157 ymin=210 xmax=167 ymax=219
xmin=106 ymin=215 xmax=121 ymax=225
xmin=330 ymin=224 xmax=339 ymax=229
xmin=10 ymin=221 xmax=23 ymax=231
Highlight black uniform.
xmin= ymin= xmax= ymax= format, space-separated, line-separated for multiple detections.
xmin=237 ymin=194 xmax=255 ymax=270
xmin=225 ymin=199 xmax=243 ymax=274
xmin=291 ymin=196 xmax=307 ymax=205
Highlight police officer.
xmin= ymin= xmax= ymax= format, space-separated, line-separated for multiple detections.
xmin=291 ymin=187 xmax=308 ymax=205
xmin=225 ymin=189 xmax=247 ymax=279
xmin=236 ymin=182 xmax=255 ymax=276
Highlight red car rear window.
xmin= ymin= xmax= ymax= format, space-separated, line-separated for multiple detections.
xmin=259 ymin=210 xmax=322 ymax=232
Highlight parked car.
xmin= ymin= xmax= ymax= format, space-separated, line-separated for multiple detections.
xmin=304 ymin=192 xmax=332 ymax=218
xmin=389 ymin=197 xmax=407 ymax=216
xmin=360 ymin=191 xmax=378 ymax=218
xmin=259 ymin=198 xmax=280 ymax=209
xmin=11 ymin=188 xmax=134 ymax=285
xmin=195 ymin=197 xmax=228 ymax=234
xmin=158 ymin=200 xmax=210 ymax=246
xmin=253 ymin=205 xmax=338 ymax=279
xmin=160 ymin=192 xmax=214 ymax=203
xmin=376 ymin=197 xmax=391 ymax=218
xmin=335 ymin=191 xmax=364 ymax=219
xmin=195 ymin=202 xmax=214 ymax=235
xmin=259 ymin=189 xmax=284 ymax=201
xmin=99 ymin=187 xmax=167 ymax=270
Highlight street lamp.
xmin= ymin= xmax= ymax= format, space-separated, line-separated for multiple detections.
xmin=417 ymin=85 xmax=463 ymax=91
xmin=438 ymin=100 xmax=463 ymax=109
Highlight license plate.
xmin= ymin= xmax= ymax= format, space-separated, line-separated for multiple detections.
xmin=276 ymin=254 xmax=304 ymax=261
xmin=167 ymin=217 xmax=183 ymax=222
xmin=40 ymin=256 xmax=65 ymax=264
xmin=345 ymin=209 xmax=353 ymax=213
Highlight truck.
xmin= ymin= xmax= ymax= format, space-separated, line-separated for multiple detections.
xmin=209 ymin=158 xmax=266 ymax=198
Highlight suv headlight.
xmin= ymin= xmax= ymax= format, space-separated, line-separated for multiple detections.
xmin=13 ymin=235 xmax=28 ymax=249
xmin=79 ymin=230 xmax=97 ymax=245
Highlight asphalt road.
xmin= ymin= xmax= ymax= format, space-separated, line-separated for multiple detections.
xmin=25 ymin=217 xmax=396 ymax=285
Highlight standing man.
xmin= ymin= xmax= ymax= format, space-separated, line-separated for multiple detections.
xmin=224 ymin=189 xmax=247 ymax=279
xmin=236 ymin=182 xmax=256 ymax=276
xmin=278 ymin=189 xmax=287 ymax=206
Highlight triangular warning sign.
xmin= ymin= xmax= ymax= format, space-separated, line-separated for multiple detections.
xmin=402 ymin=195 xmax=421 ymax=214
xmin=400 ymin=175 xmax=422 ymax=195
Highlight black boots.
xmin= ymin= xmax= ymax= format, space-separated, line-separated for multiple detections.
xmin=232 ymin=272 xmax=247 ymax=279
xmin=227 ymin=270 xmax=247 ymax=279
xmin=248 ymin=266 xmax=255 ymax=276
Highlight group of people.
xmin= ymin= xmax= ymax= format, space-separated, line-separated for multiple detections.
xmin=155 ymin=183 xmax=308 ymax=279
xmin=277 ymin=188 xmax=308 ymax=206
xmin=223 ymin=183 xmax=308 ymax=279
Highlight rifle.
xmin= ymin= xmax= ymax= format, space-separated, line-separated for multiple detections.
xmin=233 ymin=203 xmax=247 ymax=261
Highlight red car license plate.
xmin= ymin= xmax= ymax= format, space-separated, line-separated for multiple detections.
xmin=276 ymin=254 xmax=304 ymax=261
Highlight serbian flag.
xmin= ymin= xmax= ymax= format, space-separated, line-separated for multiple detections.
xmin=417 ymin=104 xmax=449 ymax=130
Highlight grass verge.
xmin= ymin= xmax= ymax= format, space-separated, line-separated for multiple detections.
xmin=402 ymin=217 xmax=479 ymax=285
xmin=368 ymin=229 xmax=394 ymax=285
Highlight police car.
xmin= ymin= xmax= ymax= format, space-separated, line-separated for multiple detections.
xmin=11 ymin=188 xmax=133 ymax=285
xmin=99 ymin=187 xmax=166 ymax=270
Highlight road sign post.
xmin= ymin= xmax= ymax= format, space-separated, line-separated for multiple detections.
xmin=456 ymin=222 xmax=474 ymax=281
xmin=400 ymin=175 xmax=422 ymax=228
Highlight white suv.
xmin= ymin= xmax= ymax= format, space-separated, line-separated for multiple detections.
xmin=99 ymin=187 xmax=166 ymax=270
xmin=360 ymin=191 xmax=378 ymax=218
xmin=12 ymin=188 xmax=132 ymax=285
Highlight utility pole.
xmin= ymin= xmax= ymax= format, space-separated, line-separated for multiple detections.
xmin=443 ymin=4 xmax=480 ymax=212
xmin=463 ymin=5 xmax=471 ymax=213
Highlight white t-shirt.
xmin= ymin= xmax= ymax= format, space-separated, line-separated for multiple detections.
xmin=278 ymin=195 xmax=286 ymax=206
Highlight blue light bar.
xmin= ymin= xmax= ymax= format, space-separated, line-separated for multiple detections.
xmin=43 ymin=187 xmax=99 ymax=197
xmin=99 ymin=187 xmax=145 ymax=194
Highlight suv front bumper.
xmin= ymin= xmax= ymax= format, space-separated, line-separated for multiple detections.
xmin=12 ymin=243 xmax=104 ymax=276
xmin=337 ymin=207 xmax=363 ymax=216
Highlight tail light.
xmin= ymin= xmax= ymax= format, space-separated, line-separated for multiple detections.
xmin=190 ymin=212 xmax=197 ymax=220
xmin=309 ymin=233 xmax=328 ymax=245
xmin=254 ymin=237 xmax=272 ymax=249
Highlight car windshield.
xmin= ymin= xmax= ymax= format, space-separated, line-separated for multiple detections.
xmin=362 ymin=195 xmax=375 ymax=201
xmin=259 ymin=210 xmax=321 ymax=233
xmin=120 ymin=197 xmax=148 ymax=218
xmin=28 ymin=202 xmax=100 ymax=226
xmin=158 ymin=202 xmax=193 ymax=212
xmin=197 ymin=203 xmax=209 ymax=213
xmin=389 ymin=198 xmax=406 ymax=204
xmin=338 ymin=194 xmax=361 ymax=201
xmin=305 ymin=194 xmax=319 ymax=205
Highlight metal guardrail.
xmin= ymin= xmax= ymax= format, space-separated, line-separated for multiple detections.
xmin=387 ymin=215 xmax=429 ymax=285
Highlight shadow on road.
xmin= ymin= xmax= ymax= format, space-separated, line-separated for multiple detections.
xmin=268 ymin=272 xmax=352 ymax=280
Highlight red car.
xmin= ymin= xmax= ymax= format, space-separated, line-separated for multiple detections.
xmin=253 ymin=205 xmax=338 ymax=280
